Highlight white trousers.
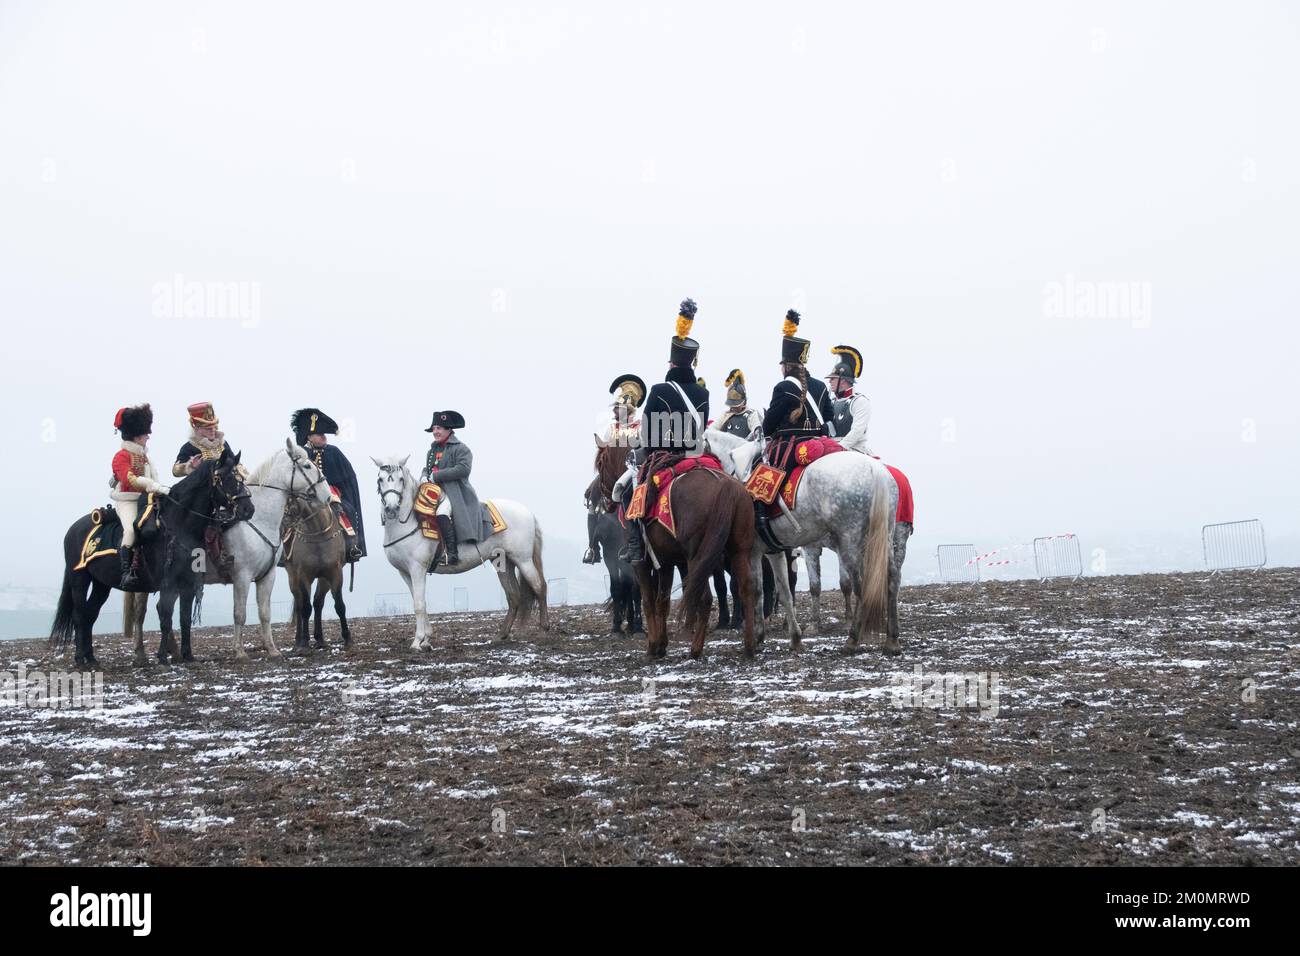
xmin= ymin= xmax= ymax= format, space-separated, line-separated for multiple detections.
xmin=118 ymin=498 xmax=139 ymax=547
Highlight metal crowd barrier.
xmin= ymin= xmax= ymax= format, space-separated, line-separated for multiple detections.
xmin=936 ymin=544 xmax=980 ymax=583
xmin=1033 ymin=533 xmax=1083 ymax=581
xmin=1202 ymin=519 xmax=1266 ymax=572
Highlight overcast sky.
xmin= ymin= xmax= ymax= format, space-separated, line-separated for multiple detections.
xmin=2 ymin=1 xmax=1297 ymax=608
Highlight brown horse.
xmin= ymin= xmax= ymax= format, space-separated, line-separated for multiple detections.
xmin=282 ymin=495 xmax=352 ymax=652
xmin=633 ymin=466 xmax=757 ymax=660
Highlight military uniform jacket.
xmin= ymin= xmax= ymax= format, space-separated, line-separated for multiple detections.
xmin=641 ymin=366 xmax=709 ymax=455
xmin=173 ymin=438 xmax=232 ymax=477
xmin=762 ymin=375 xmax=835 ymax=436
xmin=713 ymin=407 xmax=762 ymax=439
xmin=831 ymin=392 xmax=873 ymax=454
xmin=306 ymin=443 xmax=367 ymax=557
xmin=423 ymin=436 xmax=483 ymax=543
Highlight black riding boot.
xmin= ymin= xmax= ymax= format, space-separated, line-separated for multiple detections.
xmin=119 ymin=546 xmax=138 ymax=589
xmin=622 ymin=518 xmax=645 ymax=563
xmin=754 ymin=501 xmax=781 ymax=553
xmin=583 ymin=512 xmax=601 ymax=564
xmin=436 ymin=515 xmax=459 ymax=566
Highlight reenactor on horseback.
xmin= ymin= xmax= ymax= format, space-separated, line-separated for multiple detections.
xmin=826 ymin=345 xmax=874 ymax=455
xmin=419 ymin=410 xmax=481 ymax=567
xmin=172 ymin=402 xmax=233 ymax=477
xmin=762 ymin=310 xmax=836 ymax=439
xmin=752 ymin=311 xmax=836 ymax=550
xmin=616 ymin=298 xmax=709 ymax=563
xmin=109 ymin=404 xmax=170 ymax=588
xmin=583 ymin=374 xmax=644 ymax=564
xmin=291 ymin=408 xmax=365 ymax=562
xmin=710 ymin=369 xmax=762 ymax=439
xmin=173 ymin=402 xmax=242 ymax=578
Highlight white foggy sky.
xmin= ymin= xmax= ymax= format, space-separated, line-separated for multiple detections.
xmin=1 ymin=0 xmax=1297 ymax=597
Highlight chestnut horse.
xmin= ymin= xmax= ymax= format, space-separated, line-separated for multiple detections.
xmin=633 ymin=465 xmax=757 ymax=659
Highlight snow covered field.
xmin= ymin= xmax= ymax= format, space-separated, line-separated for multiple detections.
xmin=1 ymin=569 xmax=1297 ymax=865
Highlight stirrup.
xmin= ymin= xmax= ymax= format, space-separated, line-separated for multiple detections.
xmin=582 ymin=546 xmax=599 ymax=564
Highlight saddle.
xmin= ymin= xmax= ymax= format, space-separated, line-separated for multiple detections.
xmin=412 ymin=482 xmax=507 ymax=543
xmin=624 ymin=453 xmax=724 ymax=538
xmin=73 ymin=495 xmax=162 ymax=572
xmin=744 ymin=434 xmax=844 ymax=515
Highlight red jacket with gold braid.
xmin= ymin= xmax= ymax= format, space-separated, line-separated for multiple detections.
xmin=111 ymin=442 xmax=160 ymax=499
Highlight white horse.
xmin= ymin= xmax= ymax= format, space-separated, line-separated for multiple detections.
xmin=221 ymin=439 xmax=336 ymax=661
xmin=372 ymin=455 xmax=549 ymax=650
xmin=117 ymin=441 xmax=333 ymax=663
xmin=705 ymin=428 xmax=909 ymax=654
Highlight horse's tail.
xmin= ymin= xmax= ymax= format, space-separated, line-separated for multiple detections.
xmin=857 ymin=465 xmax=893 ymax=642
xmin=530 ymin=521 xmax=547 ymax=612
xmin=49 ymin=568 xmax=76 ymax=649
xmin=681 ymin=479 xmax=735 ymax=620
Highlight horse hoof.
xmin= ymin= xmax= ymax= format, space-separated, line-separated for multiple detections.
xmin=182 ymin=652 xmax=195 ymax=663
xmin=313 ymin=641 xmax=326 ymax=650
xmin=882 ymin=641 xmax=902 ymax=657
xmin=134 ymin=655 xmax=149 ymax=668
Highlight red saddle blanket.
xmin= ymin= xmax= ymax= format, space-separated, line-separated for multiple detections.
xmin=880 ymin=461 xmax=914 ymax=524
xmin=624 ymin=454 xmax=723 ymax=538
xmin=745 ymin=437 xmax=845 ymax=514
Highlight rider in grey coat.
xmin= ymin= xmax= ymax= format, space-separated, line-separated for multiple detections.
xmin=419 ymin=410 xmax=482 ymax=565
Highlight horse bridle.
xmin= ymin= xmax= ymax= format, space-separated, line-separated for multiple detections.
xmin=377 ymin=466 xmax=419 ymax=548
xmin=244 ymin=455 xmax=331 ymax=579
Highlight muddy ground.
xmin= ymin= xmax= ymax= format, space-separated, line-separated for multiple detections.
xmin=2 ymin=569 xmax=1298 ymax=865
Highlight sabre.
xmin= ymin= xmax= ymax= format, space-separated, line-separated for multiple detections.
xmin=775 ymin=495 xmax=803 ymax=535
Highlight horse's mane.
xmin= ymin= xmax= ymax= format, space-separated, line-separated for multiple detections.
xmin=245 ymin=449 xmax=287 ymax=486
xmin=168 ymin=458 xmax=213 ymax=508
xmin=594 ymin=443 xmax=628 ymax=500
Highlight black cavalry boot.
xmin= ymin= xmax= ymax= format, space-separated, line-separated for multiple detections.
xmin=119 ymin=546 xmax=139 ymax=589
xmin=582 ymin=513 xmax=601 ymax=564
xmin=436 ymin=515 xmax=459 ymax=566
xmin=621 ymin=519 xmax=645 ymax=563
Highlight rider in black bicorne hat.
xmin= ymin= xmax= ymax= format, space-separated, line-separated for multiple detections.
xmin=420 ymin=410 xmax=482 ymax=567
xmin=291 ymin=408 xmax=365 ymax=562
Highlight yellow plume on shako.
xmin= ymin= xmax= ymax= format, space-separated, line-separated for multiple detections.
xmin=782 ymin=308 xmax=801 ymax=338
xmin=725 ymin=368 xmax=744 ymax=387
xmin=675 ymin=297 xmax=698 ymax=339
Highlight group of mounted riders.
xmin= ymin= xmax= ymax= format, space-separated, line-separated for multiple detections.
xmin=584 ymin=299 xmax=876 ymax=567
xmin=104 ymin=401 xmax=481 ymax=590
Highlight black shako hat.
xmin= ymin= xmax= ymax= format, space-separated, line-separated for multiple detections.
xmin=669 ymin=298 xmax=700 ymax=367
xmin=425 ymin=410 xmax=466 ymax=432
xmin=780 ymin=309 xmax=811 ymax=365
xmin=290 ymin=408 xmax=339 ymax=446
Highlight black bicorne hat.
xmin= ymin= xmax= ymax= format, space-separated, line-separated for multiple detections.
xmin=780 ymin=309 xmax=811 ymax=365
xmin=425 ymin=410 xmax=466 ymax=432
xmin=669 ymin=298 xmax=700 ymax=367
xmin=290 ymin=408 xmax=339 ymax=445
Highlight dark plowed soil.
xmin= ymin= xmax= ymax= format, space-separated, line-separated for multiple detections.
xmin=2 ymin=569 xmax=1298 ymax=865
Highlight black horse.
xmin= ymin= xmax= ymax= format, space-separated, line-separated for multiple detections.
xmin=50 ymin=452 xmax=247 ymax=667
xmin=153 ymin=451 xmax=253 ymax=663
xmin=593 ymin=510 xmax=642 ymax=635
